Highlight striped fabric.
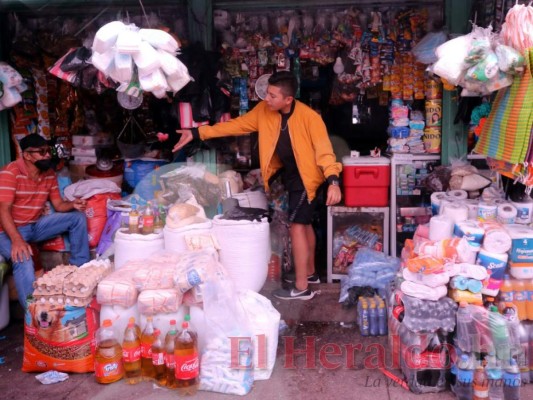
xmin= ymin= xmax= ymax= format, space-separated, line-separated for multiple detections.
xmin=0 ymin=158 xmax=61 ymax=232
xmin=474 ymin=49 xmax=533 ymax=164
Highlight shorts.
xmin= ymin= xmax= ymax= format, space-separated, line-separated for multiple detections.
xmin=288 ymin=190 xmax=318 ymax=225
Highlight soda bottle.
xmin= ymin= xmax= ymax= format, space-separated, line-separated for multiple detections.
xmin=473 ymin=365 xmax=489 ymax=400
xmin=489 ymin=305 xmax=510 ymax=361
xmin=129 ymin=204 xmax=140 ymax=234
xmin=158 ymin=204 xmax=166 ymax=226
xmin=142 ymin=201 xmax=155 ymax=235
xmin=94 ymin=319 xmax=124 ymax=384
xmin=151 ymin=329 xmax=166 ymax=386
xmin=500 ymin=274 xmax=514 ymax=303
xmin=526 ymin=279 xmax=533 ymax=320
xmin=153 ymin=208 xmax=163 ymax=231
xmin=122 ymin=317 xmax=141 ymax=384
xmin=141 ymin=316 xmax=156 ymax=381
xmin=529 ymin=322 xmax=533 ymax=382
xmin=184 ymin=314 xmax=197 ymax=343
xmin=359 ymin=299 xmax=369 ymax=336
xmin=512 ymin=278 xmax=527 ymax=321
xmin=483 ymin=296 xmax=496 ymax=310
xmin=502 ymin=358 xmax=521 ymax=400
xmin=164 ymin=320 xmax=179 ymax=389
xmin=485 ymin=352 xmax=503 ymax=400
xmin=175 ymin=320 xmax=199 ymax=396
xmin=517 ymin=322 xmax=530 ymax=384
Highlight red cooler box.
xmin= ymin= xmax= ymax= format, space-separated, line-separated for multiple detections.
xmin=342 ymin=156 xmax=391 ymax=207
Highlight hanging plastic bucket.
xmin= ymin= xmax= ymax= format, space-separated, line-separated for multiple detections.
xmin=212 ymin=215 xmax=270 ymax=292
xmin=114 ymin=228 xmax=164 ymax=269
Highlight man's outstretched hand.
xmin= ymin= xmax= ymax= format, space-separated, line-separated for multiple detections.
xmin=172 ymin=129 xmax=193 ymax=153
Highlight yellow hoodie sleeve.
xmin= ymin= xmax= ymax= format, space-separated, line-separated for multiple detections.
xmin=198 ymin=104 xmax=261 ymax=140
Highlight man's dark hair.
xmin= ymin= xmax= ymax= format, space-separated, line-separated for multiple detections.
xmin=268 ymin=71 xmax=297 ymax=98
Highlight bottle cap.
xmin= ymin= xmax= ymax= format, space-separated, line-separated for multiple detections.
xmin=184 ymin=314 xmax=191 ymax=322
xmin=103 ymin=319 xmax=112 ymax=327
xmin=128 ymin=317 xmax=135 ymax=324
xmin=170 ymin=319 xmax=176 ymax=325
xmin=154 ymin=329 xmax=161 ymax=336
xmin=182 ymin=321 xmax=189 ymax=329
xmin=459 ymin=301 xmax=468 ymax=307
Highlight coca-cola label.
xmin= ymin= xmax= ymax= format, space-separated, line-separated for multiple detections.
xmin=152 ymin=351 xmax=165 ymax=366
xmin=175 ymin=353 xmax=199 ymax=380
xmin=123 ymin=346 xmax=141 ymax=363
xmin=95 ymin=360 xmax=124 ymax=378
xmin=141 ymin=342 xmax=152 ymax=358
xmin=165 ymin=353 xmax=176 ymax=369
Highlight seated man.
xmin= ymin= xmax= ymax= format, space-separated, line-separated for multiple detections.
xmin=0 ymin=134 xmax=90 ymax=308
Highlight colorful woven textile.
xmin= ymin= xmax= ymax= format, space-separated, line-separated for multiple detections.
xmin=474 ymin=49 xmax=533 ymax=164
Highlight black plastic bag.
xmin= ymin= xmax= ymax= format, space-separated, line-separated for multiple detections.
xmin=221 ymin=205 xmax=270 ymax=222
xmin=60 ymin=46 xmax=92 ymax=72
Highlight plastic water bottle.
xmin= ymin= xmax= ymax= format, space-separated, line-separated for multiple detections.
xmin=377 ymin=300 xmax=387 ymax=336
xmin=517 ymin=322 xmax=530 ymax=384
xmin=485 ymin=352 xmax=503 ymax=400
xmin=453 ymin=353 xmax=474 ymax=400
xmin=489 ymin=306 xmax=510 ymax=361
xmin=502 ymin=359 xmax=521 ymax=400
xmin=369 ymin=300 xmax=378 ymax=336
xmin=360 ymin=300 xmax=369 ymax=336
xmin=456 ymin=301 xmax=474 ymax=353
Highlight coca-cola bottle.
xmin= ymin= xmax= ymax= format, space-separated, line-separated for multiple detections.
xmin=122 ymin=317 xmax=141 ymax=384
xmin=140 ymin=316 xmax=156 ymax=381
xmin=164 ymin=320 xmax=178 ymax=389
xmin=151 ymin=329 xmax=166 ymax=386
xmin=175 ymin=320 xmax=199 ymax=395
xmin=94 ymin=319 xmax=124 ymax=384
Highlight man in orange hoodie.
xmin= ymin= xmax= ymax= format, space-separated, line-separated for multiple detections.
xmin=173 ymin=71 xmax=342 ymax=300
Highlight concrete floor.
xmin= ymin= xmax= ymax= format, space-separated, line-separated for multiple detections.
xmin=1 ymin=255 xmax=532 ymax=399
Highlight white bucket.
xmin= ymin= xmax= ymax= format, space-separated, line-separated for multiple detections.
xmin=163 ymin=220 xmax=213 ymax=252
xmin=212 ymin=215 xmax=270 ymax=292
xmin=0 ymin=282 xmax=10 ymax=331
xmin=233 ymin=190 xmax=268 ymax=210
xmin=139 ymin=306 xmax=188 ymax=338
xmin=114 ymin=228 xmax=164 ymax=269
xmin=99 ymin=303 xmax=139 ymax=343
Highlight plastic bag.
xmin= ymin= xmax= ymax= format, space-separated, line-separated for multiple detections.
xmin=411 ymin=31 xmax=448 ymax=64
xmin=60 ymin=46 xmax=92 ymax=72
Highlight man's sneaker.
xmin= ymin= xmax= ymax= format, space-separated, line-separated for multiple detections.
xmin=272 ymin=287 xmax=315 ymax=301
xmin=283 ymin=272 xmax=321 ymax=284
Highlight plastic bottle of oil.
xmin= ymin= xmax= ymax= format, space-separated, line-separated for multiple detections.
xmin=140 ymin=316 xmax=156 ymax=381
xmin=122 ymin=317 xmax=141 ymax=384
xmin=151 ymin=329 xmax=166 ymax=386
xmin=128 ymin=204 xmax=140 ymax=234
xmin=175 ymin=320 xmax=199 ymax=395
xmin=164 ymin=320 xmax=178 ymax=389
xmin=94 ymin=319 xmax=124 ymax=384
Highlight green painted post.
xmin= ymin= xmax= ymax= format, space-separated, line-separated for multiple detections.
xmin=441 ymin=0 xmax=473 ymax=165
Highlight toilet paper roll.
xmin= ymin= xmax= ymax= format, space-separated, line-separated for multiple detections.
xmin=493 ymin=198 xmax=508 ymax=205
xmin=497 ymin=203 xmax=517 ymax=224
xmin=447 ymin=189 xmax=468 ymax=201
xmin=464 ymin=199 xmax=479 ymax=220
xmin=441 ymin=202 xmax=469 ymax=224
xmin=477 ymin=201 xmax=498 ymax=222
xmin=456 ymin=237 xmax=480 ymax=264
xmin=429 ymin=215 xmax=454 ymax=241
xmin=453 ymin=220 xmax=485 ymax=244
xmin=438 ymin=198 xmax=453 ymax=215
xmin=430 ymin=192 xmax=448 ymax=215
xmin=482 ymin=226 xmax=512 ymax=254
xmin=511 ymin=200 xmax=533 ymax=225
xmin=476 ymin=249 xmax=508 ymax=296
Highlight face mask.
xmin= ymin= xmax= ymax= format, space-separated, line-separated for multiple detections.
xmin=34 ymin=159 xmax=52 ymax=171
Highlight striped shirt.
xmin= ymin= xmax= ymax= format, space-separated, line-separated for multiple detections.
xmin=0 ymin=158 xmax=61 ymax=232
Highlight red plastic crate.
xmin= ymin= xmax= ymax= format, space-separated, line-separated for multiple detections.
xmin=342 ymin=156 xmax=391 ymax=207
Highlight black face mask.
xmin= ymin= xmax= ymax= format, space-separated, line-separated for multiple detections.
xmin=34 ymin=159 xmax=52 ymax=171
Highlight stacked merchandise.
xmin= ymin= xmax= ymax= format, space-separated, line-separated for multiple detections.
xmin=0 ymin=62 xmax=26 ymax=110
xmin=387 ymin=101 xmax=429 ymax=154
xmin=21 ymin=260 xmax=113 ymax=373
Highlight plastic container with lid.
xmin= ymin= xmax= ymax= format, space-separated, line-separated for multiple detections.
xmin=341 ymin=156 xmax=391 ymax=207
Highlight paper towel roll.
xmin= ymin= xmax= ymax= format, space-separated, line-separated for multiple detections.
xmin=429 ymin=215 xmax=454 ymax=241
xmin=511 ymin=200 xmax=533 ymax=224
xmin=505 ymin=224 xmax=533 ymax=263
xmin=430 ymin=192 xmax=448 ymax=215
xmin=441 ymin=202 xmax=469 ymax=223
xmin=448 ymin=189 xmax=468 ymax=200
xmin=464 ymin=199 xmax=479 ymax=220
xmin=497 ymin=203 xmax=517 ymax=224
xmin=453 ymin=220 xmax=485 ymax=244
xmin=477 ymin=201 xmax=498 ymax=222
xmin=482 ymin=226 xmax=512 ymax=254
